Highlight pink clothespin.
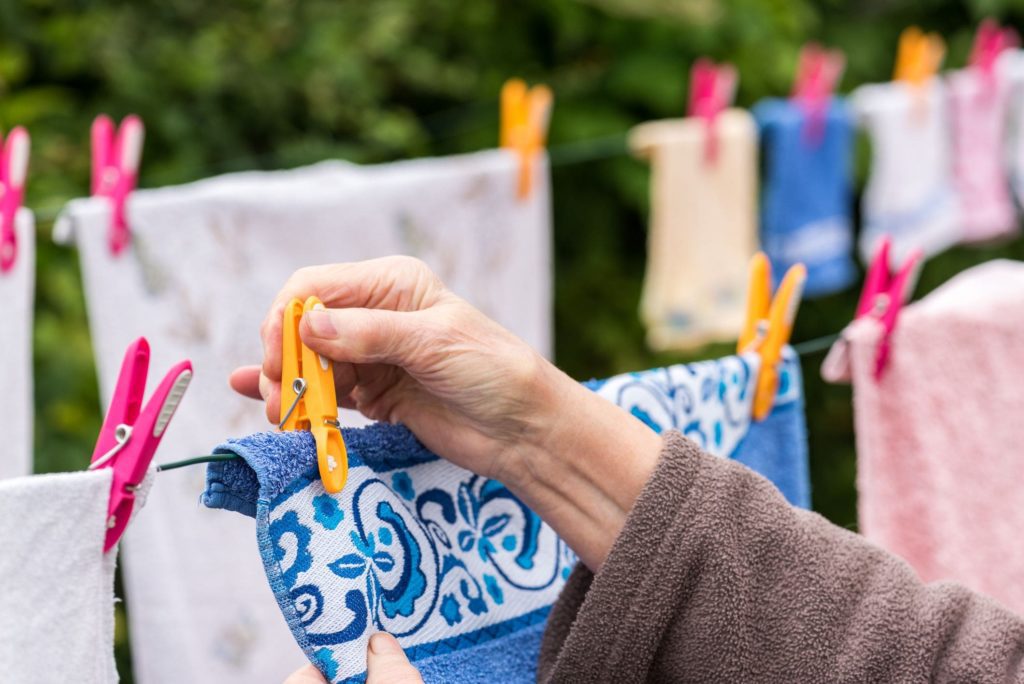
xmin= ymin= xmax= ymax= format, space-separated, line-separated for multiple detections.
xmin=792 ymin=44 xmax=845 ymax=145
xmin=89 ymin=338 xmax=192 ymax=552
xmin=856 ymin=237 xmax=923 ymax=379
xmin=0 ymin=127 xmax=30 ymax=274
xmin=91 ymin=114 xmax=144 ymax=256
xmin=687 ymin=58 xmax=738 ymax=163
xmin=969 ymin=19 xmax=1018 ymax=92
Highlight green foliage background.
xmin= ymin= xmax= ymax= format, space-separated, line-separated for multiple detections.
xmin=4 ymin=0 xmax=1024 ymax=677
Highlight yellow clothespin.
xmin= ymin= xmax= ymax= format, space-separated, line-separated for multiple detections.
xmin=893 ymin=26 xmax=945 ymax=86
xmin=280 ymin=297 xmax=348 ymax=493
xmin=738 ymin=253 xmax=807 ymax=421
xmin=500 ymin=78 xmax=553 ymax=199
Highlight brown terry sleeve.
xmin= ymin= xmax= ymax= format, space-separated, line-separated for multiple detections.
xmin=538 ymin=431 xmax=1024 ymax=683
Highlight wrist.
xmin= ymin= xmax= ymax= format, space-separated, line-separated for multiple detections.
xmin=507 ymin=362 xmax=663 ymax=569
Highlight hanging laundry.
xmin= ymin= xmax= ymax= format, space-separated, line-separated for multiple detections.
xmin=202 ymin=424 xmax=574 ymax=684
xmin=630 ymin=110 xmax=759 ymax=351
xmin=754 ymin=98 xmax=857 ymax=296
xmin=588 ymin=348 xmax=810 ymax=508
xmin=55 ymin=149 xmax=552 ymax=684
xmin=835 ymin=260 xmax=1024 ymax=615
xmin=853 ymin=79 xmax=961 ymax=262
xmin=0 ymin=208 xmax=34 ymax=480
xmin=947 ymin=67 xmax=1017 ymax=242
xmin=0 ymin=467 xmax=153 ymax=683
xmin=996 ymin=49 xmax=1024 ymax=210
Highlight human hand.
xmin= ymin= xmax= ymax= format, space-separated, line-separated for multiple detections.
xmin=282 ymin=632 xmax=422 ymax=684
xmin=231 ymin=256 xmax=563 ymax=485
xmin=231 ymin=256 xmax=662 ymax=569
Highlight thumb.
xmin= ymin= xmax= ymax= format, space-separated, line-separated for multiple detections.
xmin=366 ymin=633 xmax=423 ymax=684
xmin=300 ymin=307 xmax=424 ymax=366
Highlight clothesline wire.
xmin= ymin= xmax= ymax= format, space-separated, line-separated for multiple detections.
xmin=155 ymin=329 xmax=843 ymax=473
xmin=28 ymin=132 xmax=632 ymax=227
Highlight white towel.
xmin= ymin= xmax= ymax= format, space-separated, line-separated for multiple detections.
xmin=0 ymin=467 xmax=153 ymax=683
xmin=853 ymin=79 xmax=962 ymax=262
xmin=0 ymin=209 xmax=35 ymax=479
xmin=57 ymin=149 xmax=552 ymax=684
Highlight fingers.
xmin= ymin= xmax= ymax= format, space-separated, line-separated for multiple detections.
xmin=229 ymin=365 xmax=282 ymax=424
xmin=229 ymin=366 xmax=262 ymax=400
xmin=366 ymin=633 xmax=423 ymax=684
xmin=261 ymin=258 xmax=445 ymax=382
xmin=299 ymin=307 xmax=429 ymax=368
xmin=282 ymin=664 xmax=329 ymax=684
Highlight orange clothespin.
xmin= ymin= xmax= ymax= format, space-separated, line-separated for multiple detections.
xmin=738 ymin=253 xmax=806 ymax=421
xmin=279 ymin=297 xmax=348 ymax=493
xmin=893 ymin=26 xmax=945 ymax=87
xmin=500 ymin=78 xmax=553 ymax=200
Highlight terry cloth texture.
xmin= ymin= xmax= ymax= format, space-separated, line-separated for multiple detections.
xmin=56 ymin=150 xmax=553 ymax=684
xmin=588 ymin=348 xmax=810 ymax=508
xmin=843 ymin=259 xmax=1024 ymax=617
xmin=853 ymin=79 xmax=961 ymax=262
xmin=538 ymin=431 xmax=1024 ymax=683
xmin=947 ymin=66 xmax=1017 ymax=243
xmin=630 ymin=110 xmax=759 ymax=351
xmin=0 ymin=467 xmax=153 ymax=683
xmin=0 ymin=209 xmax=34 ymax=479
xmin=202 ymin=424 xmax=573 ymax=684
xmin=753 ymin=97 xmax=857 ymax=297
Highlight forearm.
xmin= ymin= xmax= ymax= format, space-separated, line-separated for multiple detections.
xmin=503 ymin=363 xmax=663 ymax=571
xmin=539 ymin=431 xmax=1024 ymax=682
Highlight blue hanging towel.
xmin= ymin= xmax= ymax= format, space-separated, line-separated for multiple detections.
xmin=588 ymin=348 xmax=810 ymax=508
xmin=754 ymin=97 xmax=857 ymax=297
xmin=203 ymin=424 xmax=574 ymax=684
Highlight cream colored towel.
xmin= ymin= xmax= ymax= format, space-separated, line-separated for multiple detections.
xmin=0 ymin=209 xmax=34 ymax=479
xmin=630 ymin=110 xmax=758 ymax=351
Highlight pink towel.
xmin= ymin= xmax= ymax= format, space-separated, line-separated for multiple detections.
xmin=842 ymin=260 xmax=1024 ymax=616
xmin=948 ymin=67 xmax=1018 ymax=242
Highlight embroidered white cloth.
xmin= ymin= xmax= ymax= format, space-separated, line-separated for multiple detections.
xmin=0 ymin=209 xmax=34 ymax=479
xmin=57 ymin=149 xmax=552 ymax=684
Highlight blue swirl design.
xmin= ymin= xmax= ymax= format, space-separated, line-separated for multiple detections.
xmin=337 ymin=479 xmax=439 ymax=637
xmin=595 ymin=355 xmax=757 ymax=459
xmin=291 ymin=584 xmax=367 ymax=645
xmin=266 ymin=462 xmax=569 ymax=680
xmin=270 ymin=511 xmax=313 ymax=589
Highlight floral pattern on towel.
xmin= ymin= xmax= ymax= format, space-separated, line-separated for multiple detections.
xmin=588 ymin=353 xmax=759 ymax=457
xmin=261 ymin=459 xmax=567 ymax=682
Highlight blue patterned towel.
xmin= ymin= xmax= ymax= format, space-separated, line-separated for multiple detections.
xmin=203 ymin=424 xmax=573 ymax=684
xmin=753 ymin=98 xmax=857 ymax=298
xmin=588 ymin=348 xmax=810 ymax=508
xmin=203 ymin=352 xmax=809 ymax=682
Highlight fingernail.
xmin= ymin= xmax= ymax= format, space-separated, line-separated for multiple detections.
xmin=368 ymin=632 xmax=402 ymax=655
xmin=305 ymin=309 xmax=337 ymax=337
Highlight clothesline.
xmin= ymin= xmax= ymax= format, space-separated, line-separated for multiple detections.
xmin=154 ymin=329 xmax=844 ymax=473
xmin=28 ymin=132 xmax=633 ymax=227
